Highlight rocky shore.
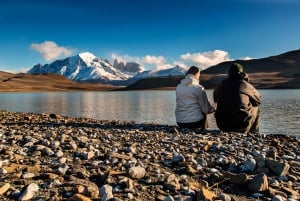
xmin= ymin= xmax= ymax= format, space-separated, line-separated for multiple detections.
xmin=0 ymin=111 xmax=299 ymax=201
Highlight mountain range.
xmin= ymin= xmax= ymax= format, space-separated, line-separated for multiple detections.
xmin=28 ymin=52 xmax=132 ymax=84
xmin=27 ymin=49 xmax=300 ymax=89
xmin=1 ymin=49 xmax=299 ymax=92
xmin=28 ymin=52 xmax=187 ymax=86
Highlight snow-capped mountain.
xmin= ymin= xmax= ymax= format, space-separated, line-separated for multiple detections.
xmin=28 ymin=52 xmax=131 ymax=83
xmin=134 ymin=65 xmax=187 ymax=79
xmin=28 ymin=52 xmax=187 ymax=85
xmin=122 ymin=65 xmax=187 ymax=86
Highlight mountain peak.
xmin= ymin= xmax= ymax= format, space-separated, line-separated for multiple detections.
xmin=78 ymin=52 xmax=96 ymax=64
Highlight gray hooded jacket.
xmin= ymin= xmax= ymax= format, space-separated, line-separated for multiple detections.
xmin=175 ymin=74 xmax=214 ymax=123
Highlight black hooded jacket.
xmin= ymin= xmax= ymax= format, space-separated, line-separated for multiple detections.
xmin=213 ymin=73 xmax=261 ymax=131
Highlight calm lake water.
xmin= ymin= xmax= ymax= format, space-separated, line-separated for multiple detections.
xmin=0 ymin=89 xmax=299 ymax=136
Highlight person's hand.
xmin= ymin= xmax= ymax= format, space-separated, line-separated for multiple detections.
xmin=210 ymin=103 xmax=217 ymax=113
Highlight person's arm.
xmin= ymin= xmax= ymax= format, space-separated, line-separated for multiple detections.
xmin=250 ymin=87 xmax=262 ymax=106
xmin=199 ymin=89 xmax=214 ymax=114
xmin=241 ymin=81 xmax=262 ymax=106
xmin=246 ymin=83 xmax=261 ymax=106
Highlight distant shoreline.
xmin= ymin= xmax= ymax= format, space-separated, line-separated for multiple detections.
xmin=0 ymin=71 xmax=299 ymax=92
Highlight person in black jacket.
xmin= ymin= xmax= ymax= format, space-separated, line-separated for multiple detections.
xmin=213 ymin=63 xmax=262 ymax=133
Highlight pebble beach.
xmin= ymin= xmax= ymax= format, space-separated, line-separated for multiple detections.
xmin=0 ymin=111 xmax=299 ymax=201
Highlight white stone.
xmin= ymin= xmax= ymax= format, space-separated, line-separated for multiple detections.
xmin=128 ymin=166 xmax=146 ymax=179
xmin=18 ymin=183 xmax=39 ymax=201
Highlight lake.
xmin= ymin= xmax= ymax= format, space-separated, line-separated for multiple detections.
xmin=0 ymin=89 xmax=299 ymax=136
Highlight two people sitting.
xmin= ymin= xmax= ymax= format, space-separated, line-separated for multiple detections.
xmin=175 ymin=63 xmax=262 ymax=134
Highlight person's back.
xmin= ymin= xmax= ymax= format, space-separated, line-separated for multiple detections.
xmin=213 ymin=63 xmax=261 ymax=133
xmin=175 ymin=66 xmax=214 ymax=129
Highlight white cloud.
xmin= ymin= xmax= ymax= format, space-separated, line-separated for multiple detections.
xmin=111 ymin=50 xmax=234 ymax=71
xmin=142 ymin=55 xmax=165 ymax=65
xmin=240 ymin=56 xmax=254 ymax=60
xmin=172 ymin=61 xmax=188 ymax=69
xmin=111 ymin=53 xmax=140 ymax=64
xmin=30 ymin=41 xmax=74 ymax=61
xmin=180 ymin=50 xmax=232 ymax=69
xmin=111 ymin=53 xmax=172 ymax=71
xmin=141 ymin=55 xmax=173 ymax=72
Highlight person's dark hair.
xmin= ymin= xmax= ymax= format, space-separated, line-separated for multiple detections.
xmin=186 ymin=66 xmax=200 ymax=75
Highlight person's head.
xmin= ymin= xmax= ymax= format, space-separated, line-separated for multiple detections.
xmin=186 ymin=66 xmax=200 ymax=79
xmin=228 ymin=62 xmax=244 ymax=77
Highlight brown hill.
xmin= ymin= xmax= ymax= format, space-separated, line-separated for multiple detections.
xmin=203 ymin=50 xmax=300 ymax=74
xmin=201 ymin=49 xmax=300 ymax=89
xmin=0 ymin=72 xmax=119 ymax=92
xmin=122 ymin=76 xmax=184 ymax=90
xmin=124 ymin=49 xmax=300 ymax=90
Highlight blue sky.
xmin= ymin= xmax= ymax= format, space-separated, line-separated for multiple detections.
xmin=1 ymin=0 xmax=300 ymax=73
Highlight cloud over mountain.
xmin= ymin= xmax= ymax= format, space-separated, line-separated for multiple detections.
xmin=111 ymin=50 xmax=233 ymax=72
xmin=30 ymin=41 xmax=74 ymax=61
xmin=112 ymin=54 xmax=172 ymax=71
xmin=29 ymin=39 xmax=237 ymax=73
xmin=180 ymin=50 xmax=232 ymax=69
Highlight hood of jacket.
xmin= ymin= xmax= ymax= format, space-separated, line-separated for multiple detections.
xmin=181 ymin=74 xmax=199 ymax=86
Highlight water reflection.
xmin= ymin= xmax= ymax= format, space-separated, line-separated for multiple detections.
xmin=0 ymin=90 xmax=299 ymax=136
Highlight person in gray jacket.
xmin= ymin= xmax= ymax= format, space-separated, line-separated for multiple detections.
xmin=175 ymin=66 xmax=215 ymax=129
xmin=213 ymin=63 xmax=262 ymax=133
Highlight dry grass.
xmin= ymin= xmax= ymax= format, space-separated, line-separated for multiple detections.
xmin=0 ymin=72 xmax=121 ymax=92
